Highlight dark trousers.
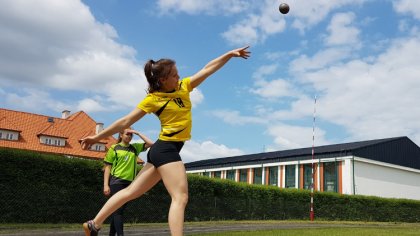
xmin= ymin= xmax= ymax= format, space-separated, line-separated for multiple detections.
xmin=109 ymin=183 xmax=130 ymax=236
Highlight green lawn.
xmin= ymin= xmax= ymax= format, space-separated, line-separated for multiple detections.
xmin=1 ymin=221 xmax=419 ymax=235
xmin=188 ymin=227 xmax=420 ymax=236
xmin=185 ymin=221 xmax=420 ymax=236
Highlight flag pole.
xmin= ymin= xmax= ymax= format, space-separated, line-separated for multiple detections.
xmin=310 ymin=95 xmax=317 ymax=221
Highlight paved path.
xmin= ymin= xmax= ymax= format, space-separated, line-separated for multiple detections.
xmin=0 ymin=221 xmax=389 ymax=236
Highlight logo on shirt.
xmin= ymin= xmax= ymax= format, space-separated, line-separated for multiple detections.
xmin=174 ymin=98 xmax=185 ymax=108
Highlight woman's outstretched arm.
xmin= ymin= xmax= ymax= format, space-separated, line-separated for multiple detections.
xmin=190 ymin=46 xmax=250 ymax=89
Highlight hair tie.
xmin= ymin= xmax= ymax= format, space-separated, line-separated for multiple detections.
xmin=150 ymin=60 xmax=155 ymax=76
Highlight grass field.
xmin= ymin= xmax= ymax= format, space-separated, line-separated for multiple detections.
xmin=189 ymin=226 xmax=420 ymax=236
xmin=0 ymin=221 xmax=419 ymax=235
xmin=185 ymin=221 xmax=420 ymax=236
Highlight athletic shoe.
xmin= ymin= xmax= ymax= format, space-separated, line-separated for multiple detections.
xmin=83 ymin=220 xmax=100 ymax=236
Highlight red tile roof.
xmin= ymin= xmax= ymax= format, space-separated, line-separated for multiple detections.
xmin=0 ymin=108 xmax=117 ymax=160
xmin=0 ymin=116 xmax=21 ymax=132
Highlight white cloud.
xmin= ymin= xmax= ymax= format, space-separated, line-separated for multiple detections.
xmin=0 ymin=0 xmax=146 ymax=111
xmin=250 ymin=64 xmax=299 ymax=99
xmin=289 ymin=0 xmax=366 ymax=34
xmin=290 ymin=47 xmax=353 ymax=74
xmin=267 ymin=123 xmax=328 ymax=150
xmin=157 ymin=0 xmax=251 ymax=15
xmin=269 ymin=95 xmax=317 ymax=121
xmin=3 ymin=89 xmax=67 ymax=113
xmin=211 ymin=110 xmax=267 ymax=125
xmin=77 ymin=98 xmax=107 ymax=113
xmin=252 ymin=79 xmax=297 ymax=99
xmin=222 ymin=1 xmax=286 ymax=45
xmin=221 ymin=0 xmax=366 ymax=45
xmin=252 ymin=64 xmax=278 ymax=82
xmin=393 ymin=0 xmax=420 ymax=20
xmin=296 ymin=35 xmax=420 ymax=143
xmin=325 ymin=12 xmax=360 ymax=46
xmin=157 ymin=0 xmax=367 ymax=46
xmin=181 ymin=140 xmax=245 ymax=163
xmin=221 ymin=15 xmax=260 ymax=46
xmin=190 ymin=88 xmax=204 ymax=107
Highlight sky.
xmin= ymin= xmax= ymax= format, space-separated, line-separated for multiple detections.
xmin=1 ymin=0 xmax=420 ymax=163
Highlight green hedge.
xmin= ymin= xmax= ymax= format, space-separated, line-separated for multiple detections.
xmin=1 ymin=148 xmax=419 ymax=223
xmin=0 ymin=148 xmax=106 ymax=223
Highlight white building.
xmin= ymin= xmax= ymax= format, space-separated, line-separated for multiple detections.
xmin=185 ymin=137 xmax=420 ymax=201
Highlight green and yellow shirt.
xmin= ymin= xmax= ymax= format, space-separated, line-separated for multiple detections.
xmin=104 ymin=142 xmax=146 ymax=182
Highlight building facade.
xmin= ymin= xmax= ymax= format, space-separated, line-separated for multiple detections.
xmin=0 ymin=108 xmax=116 ymax=160
xmin=185 ymin=137 xmax=420 ymax=200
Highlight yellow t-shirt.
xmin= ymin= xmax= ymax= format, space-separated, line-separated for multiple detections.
xmin=137 ymin=77 xmax=193 ymax=141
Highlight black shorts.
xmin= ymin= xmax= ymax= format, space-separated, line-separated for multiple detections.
xmin=147 ymin=139 xmax=184 ymax=168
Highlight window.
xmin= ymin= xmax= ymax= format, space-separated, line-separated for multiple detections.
xmin=253 ymin=168 xmax=262 ymax=185
xmin=54 ymin=139 xmax=61 ymax=146
xmin=213 ymin=171 xmax=221 ymax=178
xmin=239 ymin=169 xmax=248 ymax=183
xmin=303 ymin=164 xmax=313 ymax=190
xmin=268 ymin=166 xmax=278 ymax=186
xmin=95 ymin=145 xmax=102 ymax=151
xmin=40 ymin=136 xmax=66 ymax=146
xmin=324 ymin=162 xmax=337 ymax=192
xmin=285 ymin=165 xmax=296 ymax=188
xmin=45 ymin=138 xmax=52 ymax=145
xmin=203 ymin=172 xmax=210 ymax=177
xmin=226 ymin=170 xmax=235 ymax=181
xmin=0 ymin=131 xmax=19 ymax=141
xmin=89 ymin=144 xmax=105 ymax=151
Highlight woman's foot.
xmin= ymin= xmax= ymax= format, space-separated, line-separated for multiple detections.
xmin=82 ymin=220 xmax=100 ymax=236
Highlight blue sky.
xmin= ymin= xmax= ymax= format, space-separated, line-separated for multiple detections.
xmin=1 ymin=0 xmax=420 ymax=163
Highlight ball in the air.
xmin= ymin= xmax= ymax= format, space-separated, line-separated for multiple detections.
xmin=279 ymin=3 xmax=290 ymax=14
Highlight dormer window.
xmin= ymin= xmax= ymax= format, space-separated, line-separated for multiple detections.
xmin=91 ymin=143 xmax=106 ymax=152
xmin=39 ymin=135 xmax=65 ymax=147
xmin=0 ymin=130 xmax=19 ymax=141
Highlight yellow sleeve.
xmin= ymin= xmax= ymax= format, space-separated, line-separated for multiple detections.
xmin=137 ymin=94 xmax=156 ymax=113
xmin=183 ymin=77 xmax=193 ymax=92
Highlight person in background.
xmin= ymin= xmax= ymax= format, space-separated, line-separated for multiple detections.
xmin=81 ymin=46 xmax=250 ymax=236
xmin=103 ymin=128 xmax=153 ymax=236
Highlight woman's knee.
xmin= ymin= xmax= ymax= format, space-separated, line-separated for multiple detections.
xmin=173 ymin=192 xmax=188 ymax=207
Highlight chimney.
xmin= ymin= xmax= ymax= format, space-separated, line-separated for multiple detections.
xmin=96 ymin=123 xmax=104 ymax=134
xmin=62 ymin=110 xmax=71 ymax=119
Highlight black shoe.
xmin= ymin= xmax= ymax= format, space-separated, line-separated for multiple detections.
xmin=83 ymin=220 xmax=100 ymax=236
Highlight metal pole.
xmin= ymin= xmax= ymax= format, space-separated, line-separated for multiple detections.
xmin=310 ymin=95 xmax=317 ymax=221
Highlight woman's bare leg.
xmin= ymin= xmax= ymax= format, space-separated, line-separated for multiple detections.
xmin=92 ymin=163 xmax=161 ymax=229
xmin=157 ymin=161 xmax=188 ymax=236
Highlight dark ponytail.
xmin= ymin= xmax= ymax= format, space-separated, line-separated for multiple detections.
xmin=144 ymin=59 xmax=176 ymax=93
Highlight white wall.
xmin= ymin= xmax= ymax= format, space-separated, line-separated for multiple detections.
xmin=354 ymin=159 xmax=420 ymax=200
xmin=341 ymin=159 xmax=354 ymax=195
